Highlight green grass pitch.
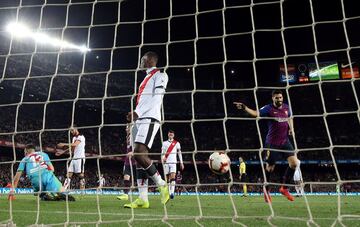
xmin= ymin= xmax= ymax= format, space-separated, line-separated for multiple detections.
xmin=1 ymin=195 xmax=359 ymax=226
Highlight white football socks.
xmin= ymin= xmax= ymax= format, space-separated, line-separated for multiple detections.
xmin=150 ymin=172 xmax=166 ymax=187
xmin=137 ymin=179 xmax=149 ymax=202
xmin=169 ymin=180 xmax=176 ymax=195
xmin=63 ymin=178 xmax=71 ymax=190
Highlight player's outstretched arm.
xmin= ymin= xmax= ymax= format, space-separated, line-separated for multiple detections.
xmin=233 ymin=102 xmax=258 ymax=117
xmin=12 ymin=171 xmax=22 ymax=189
xmin=56 ymin=140 xmax=81 ymax=156
xmin=57 ymin=140 xmax=81 ymax=148
xmin=55 ymin=147 xmax=69 ymax=156
xmin=57 ymin=142 xmax=68 ymax=148
xmin=8 ymin=171 xmax=22 ymax=201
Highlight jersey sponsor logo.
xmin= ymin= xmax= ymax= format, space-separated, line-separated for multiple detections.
xmin=275 ymin=117 xmax=288 ymax=122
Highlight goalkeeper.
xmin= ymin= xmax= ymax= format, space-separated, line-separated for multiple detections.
xmin=9 ymin=144 xmax=75 ymax=201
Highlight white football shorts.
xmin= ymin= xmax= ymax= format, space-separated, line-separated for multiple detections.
xmin=163 ymin=163 xmax=177 ymax=175
xmin=68 ymin=158 xmax=85 ymax=174
xmin=132 ymin=118 xmax=160 ymax=149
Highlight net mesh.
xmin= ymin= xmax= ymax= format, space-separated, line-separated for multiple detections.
xmin=0 ymin=0 xmax=360 ymax=226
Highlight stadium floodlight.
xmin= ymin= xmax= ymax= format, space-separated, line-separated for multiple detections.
xmin=6 ymin=22 xmax=90 ymax=52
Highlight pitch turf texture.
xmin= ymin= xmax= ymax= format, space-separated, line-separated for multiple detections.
xmin=1 ymin=195 xmax=359 ymax=226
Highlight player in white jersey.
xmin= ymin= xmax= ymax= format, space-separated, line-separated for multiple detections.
xmin=98 ymin=174 xmax=105 ymax=192
xmin=293 ymin=159 xmax=304 ymax=196
xmin=56 ymin=126 xmax=86 ymax=190
xmin=124 ymin=51 xmax=170 ymax=209
xmin=161 ymin=130 xmax=184 ymax=199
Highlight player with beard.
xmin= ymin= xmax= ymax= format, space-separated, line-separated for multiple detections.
xmin=234 ymin=90 xmax=299 ymax=203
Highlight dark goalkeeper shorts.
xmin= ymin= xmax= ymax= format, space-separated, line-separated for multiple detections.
xmin=264 ymin=140 xmax=295 ymax=166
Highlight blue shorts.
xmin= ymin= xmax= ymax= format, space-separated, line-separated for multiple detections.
xmin=31 ymin=172 xmax=62 ymax=193
xmin=264 ymin=140 xmax=295 ymax=165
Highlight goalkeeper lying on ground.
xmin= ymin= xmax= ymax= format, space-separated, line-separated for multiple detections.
xmin=9 ymin=144 xmax=75 ymax=201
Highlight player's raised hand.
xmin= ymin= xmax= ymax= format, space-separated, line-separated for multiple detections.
xmin=233 ymin=102 xmax=247 ymax=110
xmin=180 ymin=163 xmax=184 ymax=171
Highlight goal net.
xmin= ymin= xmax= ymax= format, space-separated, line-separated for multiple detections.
xmin=0 ymin=0 xmax=359 ymax=226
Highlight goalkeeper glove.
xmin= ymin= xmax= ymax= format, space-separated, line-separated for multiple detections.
xmin=7 ymin=183 xmax=16 ymax=201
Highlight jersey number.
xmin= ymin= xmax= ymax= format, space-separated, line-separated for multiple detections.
xmin=29 ymin=154 xmax=48 ymax=169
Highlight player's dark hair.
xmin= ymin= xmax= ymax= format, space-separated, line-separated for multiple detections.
xmin=25 ymin=144 xmax=36 ymax=150
xmin=272 ymin=90 xmax=283 ymax=96
xmin=144 ymin=51 xmax=158 ymax=64
xmin=71 ymin=124 xmax=80 ymax=133
xmin=168 ymin=130 xmax=175 ymax=133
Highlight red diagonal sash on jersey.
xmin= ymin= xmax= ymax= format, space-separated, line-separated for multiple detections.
xmin=164 ymin=140 xmax=178 ymax=161
xmin=136 ymin=68 xmax=160 ymax=105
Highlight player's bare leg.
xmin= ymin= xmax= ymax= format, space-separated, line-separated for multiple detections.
xmin=264 ymin=164 xmax=275 ymax=203
xmin=169 ymin=172 xmax=176 ymax=199
xmin=279 ymin=155 xmax=298 ymax=201
xmin=294 ymin=180 xmax=303 ymax=197
xmin=63 ymin=172 xmax=73 ymax=190
xmin=134 ymin=143 xmax=169 ymax=204
xmin=79 ymin=173 xmax=85 ymax=190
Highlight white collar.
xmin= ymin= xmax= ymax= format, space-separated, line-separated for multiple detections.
xmin=146 ymin=67 xmax=157 ymax=74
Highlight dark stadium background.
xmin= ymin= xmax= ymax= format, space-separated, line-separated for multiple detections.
xmin=0 ymin=0 xmax=359 ymax=192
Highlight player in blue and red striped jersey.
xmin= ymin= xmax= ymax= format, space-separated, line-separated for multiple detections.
xmin=234 ymin=90 xmax=299 ymax=203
